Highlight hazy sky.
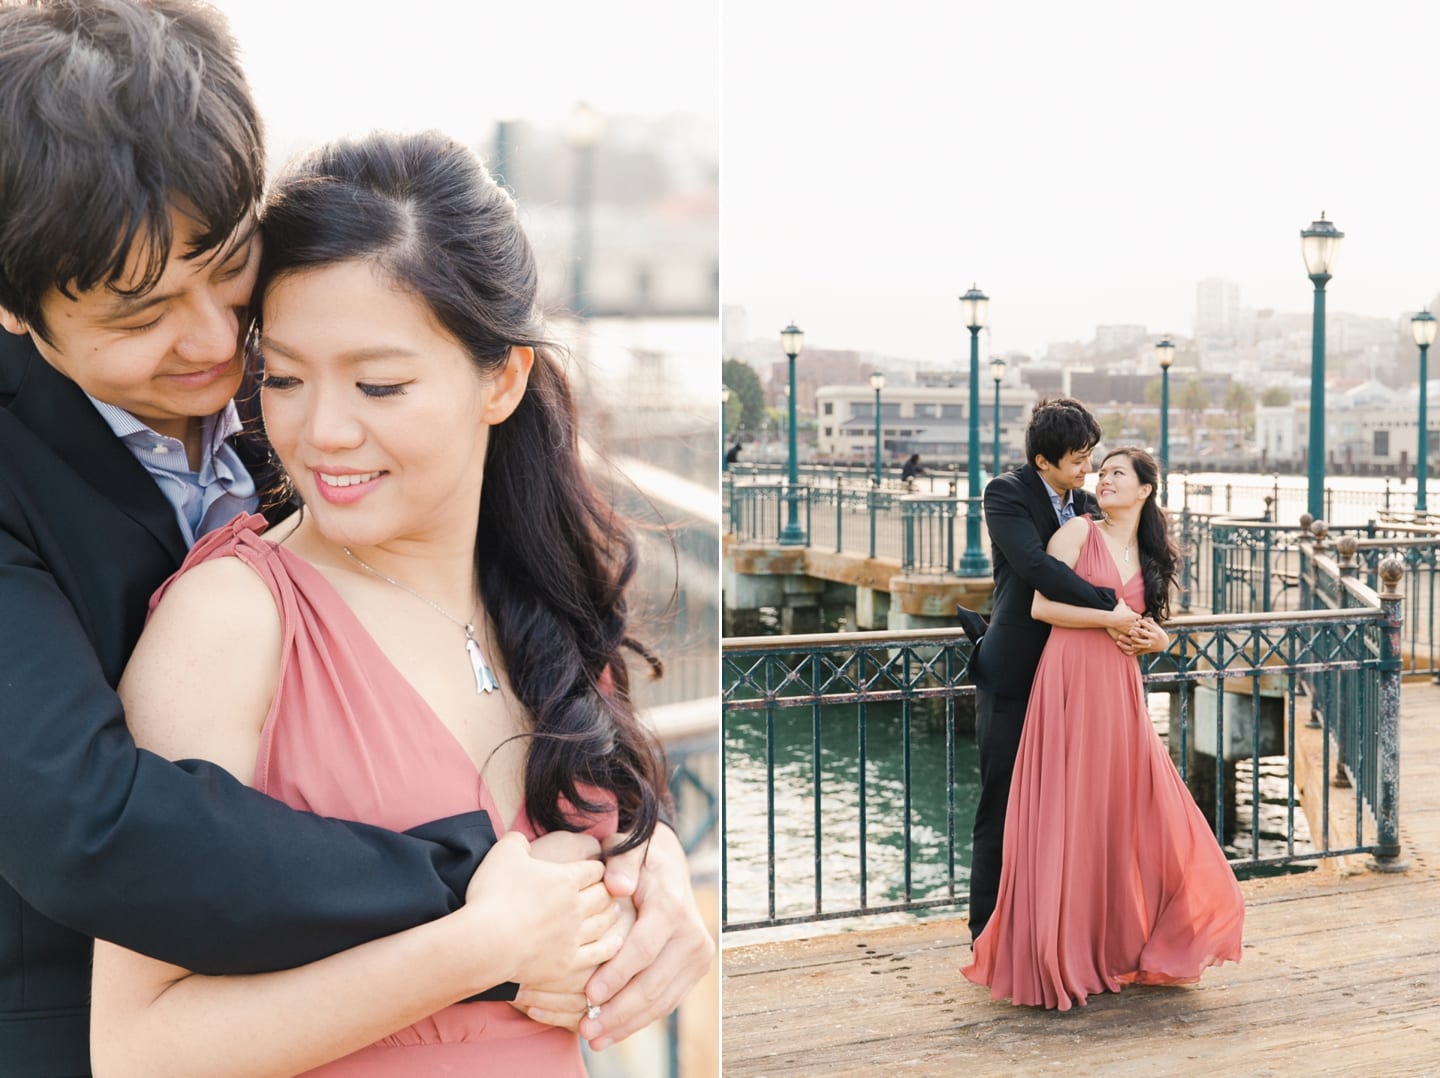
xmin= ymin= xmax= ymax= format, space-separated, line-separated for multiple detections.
xmin=723 ymin=1 xmax=1440 ymax=363
xmin=215 ymin=1 xmax=718 ymax=155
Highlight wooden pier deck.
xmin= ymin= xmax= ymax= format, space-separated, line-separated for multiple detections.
xmin=722 ymin=681 xmax=1440 ymax=1077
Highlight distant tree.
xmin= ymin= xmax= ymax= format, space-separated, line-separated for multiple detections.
xmin=1099 ymin=411 xmax=1126 ymax=443
xmin=722 ymin=358 xmax=766 ymax=433
xmin=1224 ymin=382 xmax=1256 ymax=438
xmin=1178 ymin=378 xmax=1209 ymax=448
xmin=1260 ymin=386 xmax=1291 ymax=406
xmin=1137 ymin=415 xmax=1160 ymax=447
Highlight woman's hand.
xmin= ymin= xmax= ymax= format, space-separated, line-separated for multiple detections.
xmin=460 ymin=831 xmax=620 ymax=991
xmin=580 ymin=826 xmax=715 ymax=1051
xmin=1124 ymin=616 xmax=1170 ymax=655
xmin=511 ymin=897 xmax=637 ymax=1030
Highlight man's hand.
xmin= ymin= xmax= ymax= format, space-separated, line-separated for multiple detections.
xmin=1106 ymin=624 xmax=1139 ymax=655
xmin=1107 ymin=616 xmax=1168 ymax=656
xmin=578 ymin=824 xmax=714 ymax=1051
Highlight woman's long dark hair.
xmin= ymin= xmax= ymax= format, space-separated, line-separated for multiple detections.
xmin=1100 ymin=446 xmax=1179 ymax=621
xmin=254 ymin=130 xmax=667 ymax=852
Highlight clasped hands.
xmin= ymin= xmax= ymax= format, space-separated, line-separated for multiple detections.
xmin=1105 ymin=600 xmax=1169 ymax=656
xmin=500 ymin=825 xmax=712 ymax=1050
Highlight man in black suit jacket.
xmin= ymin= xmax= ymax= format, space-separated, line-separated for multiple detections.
xmin=965 ymin=399 xmax=1132 ymax=942
xmin=0 ymin=4 xmax=708 ymax=1072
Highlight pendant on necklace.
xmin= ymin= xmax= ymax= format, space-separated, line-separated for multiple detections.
xmin=1124 ymin=546 xmax=1132 ymax=563
xmin=464 ymin=627 xmax=500 ymax=694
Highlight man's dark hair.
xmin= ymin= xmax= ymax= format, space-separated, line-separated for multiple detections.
xmin=0 ymin=0 xmax=263 ymax=342
xmin=1024 ymin=397 xmax=1102 ymax=468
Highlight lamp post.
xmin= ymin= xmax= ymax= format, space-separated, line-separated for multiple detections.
xmin=989 ymin=356 xmax=1006 ymax=478
xmin=1155 ymin=337 xmax=1175 ymax=506
xmin=869 ymin=371 xmax=885 ymax=487
xmin=959 ymin=285 xmax=991 ymax=576
xmin=1413 ymin=310 xmax=1437 ymax=512
xmin=779 ymin=323 xmax=806 ymax=545
xmin=1301 ymin=214 xmax=1343 ymax=520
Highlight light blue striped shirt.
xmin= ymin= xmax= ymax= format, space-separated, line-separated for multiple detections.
xmin=1039 ymin=475 xmax=1076 ymax=525
xmin=85 ymin=396 xmax=259 ymax=546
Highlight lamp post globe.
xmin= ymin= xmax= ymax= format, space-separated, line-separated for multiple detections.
xmin=869 ymin=371 xmax=886 ymax=487
xmin=1413 ymin=310 xmax=1437 ymax=512
xmin=1300 ymin=214 xmax=1343 ymax=521
xmin=778 ymin=323 xmax=806 ymax=545
xmin=989 ymin=356 xmax=1007 ymax=479
xmin=1155 ymin=337 xmax=1175 ymax=506
xmin=959 ymin=285 xmax=991 ymax=576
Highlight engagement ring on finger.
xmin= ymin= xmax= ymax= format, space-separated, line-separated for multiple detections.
xmin=585 ymin=997 xmax=601 ymax=1021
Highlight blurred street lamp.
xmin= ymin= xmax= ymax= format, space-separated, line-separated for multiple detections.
xmin=566 ymin=101 xmax=604 ymax=318
xmin=959 ymin=285 xmax=991 ymax=576
xmin=779 ymin=323 xmax=806 ymax=545
xmin=1413 ymin=310 xmax=1437 ymax=511
xmin=1155 ymin=337 xmax=1175 ymax=506
xmin=1301 ymin=213 xmax=1343 ymax=520
xmin=989 ymin=356 xmax=1007 ymax=479
xmin=869 ymin=371 xmax=885 ymax=487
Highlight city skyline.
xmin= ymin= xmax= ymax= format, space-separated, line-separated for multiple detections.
xmin=722 ymin=0 xmax=1440 ymax=363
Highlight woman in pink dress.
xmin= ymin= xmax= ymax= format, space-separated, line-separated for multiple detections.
xmin=962 ymin=447 xmax=1244 ymax=1011
xmin=89 ymin=131 xmax=677 ymax=1074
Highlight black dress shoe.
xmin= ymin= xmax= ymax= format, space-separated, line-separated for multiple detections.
xmin=956 ymin=604 xmax=988 ymax=645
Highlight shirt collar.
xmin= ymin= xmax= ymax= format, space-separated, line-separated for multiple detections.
xmin=84 ymin=395 xmax=245 ymax=457
xmin=1038 ymin=473 xmax=1073 ymax=511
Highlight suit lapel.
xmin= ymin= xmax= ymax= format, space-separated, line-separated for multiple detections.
xmin=3 ymin=336 xmax=188 ymax=565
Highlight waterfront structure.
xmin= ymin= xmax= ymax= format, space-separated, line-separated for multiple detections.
xmin=813 ymin=382 xmax=1037 ymax=467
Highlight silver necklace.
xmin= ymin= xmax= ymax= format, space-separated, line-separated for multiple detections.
xmin=340 ymin=546 xmax=499 ymax=694
xmin=1101 ymin=521 xmax=1135 ymax=562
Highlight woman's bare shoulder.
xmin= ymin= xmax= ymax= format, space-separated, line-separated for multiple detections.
xmin=121 ymin=553 xmax=282 ymax=780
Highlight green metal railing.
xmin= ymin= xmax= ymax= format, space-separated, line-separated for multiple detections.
xmin=1181 ymin=476 xmax=1420 ymax=524
xmin=727 ymin=481 xmax=984 ymax=573
xmin=720 ymin=545 xmax=1406 ymax=932
xmin=1205 ymin=518 xmax=1439 ymax=677
xmin=725 ymin=479 xmax=1440 ymax=675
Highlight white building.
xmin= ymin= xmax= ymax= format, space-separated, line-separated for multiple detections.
xmin=1255 ymin=404 xmax=1299 ymax=465
xmin=1256 ymin=381 xmax=1440 ymax=473
xmin=815 ymin=382 xmax=1038 ymax=467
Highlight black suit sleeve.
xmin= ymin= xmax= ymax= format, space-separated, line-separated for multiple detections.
xmin=984 ymin=481 xmax=1116 ymax=610
xmin=0 ymin=516 xmax=506 ymax=981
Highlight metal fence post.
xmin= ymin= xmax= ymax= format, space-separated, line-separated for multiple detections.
xmin=946 ymin=500 xmax=957 ymax=574
xmin=1179 ymin=507 xmax=1193 ymax=612
xmin=869 ymin=487 xmax=878 ymax=559
xmin=902 ymin=500 xmax=914 ymax=574
xmin=1372 ymin=557 xmax=1407 ymax=868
